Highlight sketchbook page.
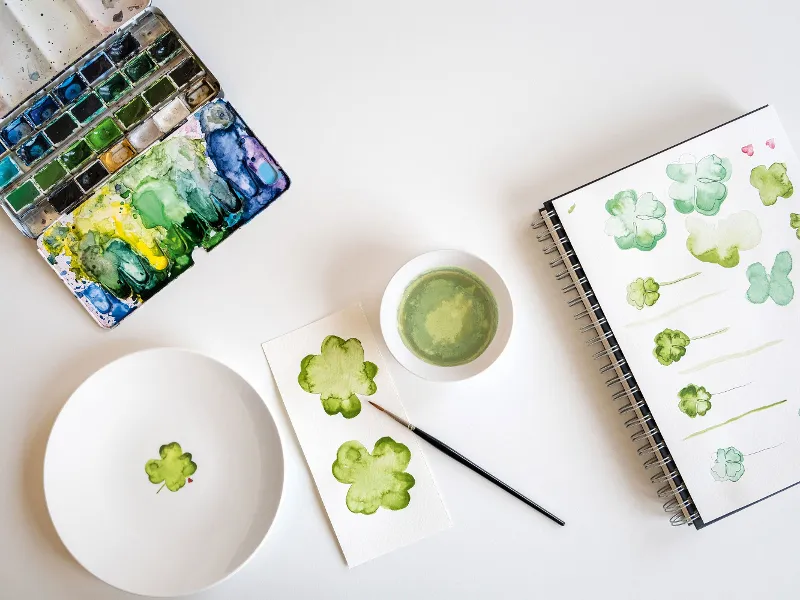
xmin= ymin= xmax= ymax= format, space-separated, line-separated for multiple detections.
xmin=262 ymin=305 xmax=451 ymax=567
xmin=552 ymin=106 xmax=800 ymax=523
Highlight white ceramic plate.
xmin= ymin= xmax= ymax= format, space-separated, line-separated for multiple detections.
xmin=44 ymin=349 xmax=285 ymax=597
xmin=380 ymin=250 xmax=513 ymax=381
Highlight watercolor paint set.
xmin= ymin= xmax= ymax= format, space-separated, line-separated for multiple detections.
xmin=0 ymin=1 xmax=289 ymax=327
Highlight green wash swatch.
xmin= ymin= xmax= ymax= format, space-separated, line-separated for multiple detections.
xmin=143 ymin=77 xmax=177 ymax=108
xmin=145 ymin=442 xmax=197 ymax=493
xmin=86 ymin=118 xmax=123 ymax=152
xmin=61 ymin=139 xmax=93 ymax=171
xmin=34 ymin=161 xmax=67 ymax=191
xmin=332 ymin=437 xmax=415 ymax=514
xmin=398 ymin=267 xmax=498 ymax=367
xmin=298 ymin=335 xmax=377 ymax=418
xmin=116 ymin=96 xmax=150 ymax=129
xmin=6 ymin=180 xmax=39 ymax=212
xmin=96 ymin=72 xmax=130 ymax=103
xmin=124 ymin=53 xmax=155 ymax=82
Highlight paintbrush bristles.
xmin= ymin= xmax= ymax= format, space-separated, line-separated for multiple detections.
xmin=367 ymin=401 xmax=413 ymax=429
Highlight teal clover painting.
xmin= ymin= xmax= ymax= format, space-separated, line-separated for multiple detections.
xmin=746 ymin=251 xmax=794 ymax=306
xmin=667 ymin=154 xmax=732 ymax=216
xmin=604 ymin=190 xmax=666 ymax=251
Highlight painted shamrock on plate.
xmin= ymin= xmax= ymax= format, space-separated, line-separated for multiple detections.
xmin=604 ymin=190 xmax=666 ymax=251
xmin=746 ymin=251 xmax=794 ymax=306
xmin=626 ymin=272 xmax=700 ymax=309
xmin=750 ymin=163 xmax=793 ymax=206
xmin=145 ymin=442 xmax=197 ymax=494
xmin=652 ymin=327 xmax=729 ymax=366
xmin=298 ymin=335 xmax=378 ymax=418
xmin=666 ymin=154 xmax=732 ymax=216
xmin=332 ymin=437 xmax=415 ymax=514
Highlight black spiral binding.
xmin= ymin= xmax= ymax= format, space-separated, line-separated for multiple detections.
xmin=533 ymin=203 xmax=701 ymax=526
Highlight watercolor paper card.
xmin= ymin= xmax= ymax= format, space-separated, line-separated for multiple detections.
xmin=262 ymin=305 xmax=452 ymax=567
xmin=551 ymin=107 xmax=800 ymax=523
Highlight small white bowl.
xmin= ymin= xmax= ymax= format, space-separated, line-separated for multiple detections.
xmin=380 ymin=250 xmax=513 ymax=382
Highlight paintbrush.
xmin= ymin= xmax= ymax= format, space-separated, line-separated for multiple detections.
xmin=368 ymin=401 xmax=565 ymax=526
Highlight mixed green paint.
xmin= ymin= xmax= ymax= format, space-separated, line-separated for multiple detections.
xmin=397 ymin=267 xmax=498 ymax=367
xmin=332 ymin=437 xmax=415 ymax=514
xmin=604 ymin=190 xmax=666 ymax=251
xmin=746 ymin=251 xmax=794 ymax=306
xmin=145 ymin=442 xmax=197 ymax=493
xmin=298 ymin=336 xmax=378 ymax=418
xmin=667 ymin=154 xmax=732 ymax=216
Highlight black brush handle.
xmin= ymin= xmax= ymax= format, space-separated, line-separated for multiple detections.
xmin=413 ymin=426 xmax=565 ymax=526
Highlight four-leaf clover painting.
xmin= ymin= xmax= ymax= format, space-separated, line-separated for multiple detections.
xmin=299 ymin=335 xmax=378 ymax=418
xmin=653 ymin=327 xmax=729 ymax=366
xmin=604 ymin=190 xmax=667 ymax=251
xmin=750 ymin=162 xmax=793 ymax=206
xmin=676 ymin=382 xmax=749 ymax=418
xmin=626 ymin=272 xmax=700 ymax=309
xmin=145 ymin=442 xmax=197 ymax=494
xmin=790 ymin=213 xmax=800 ymax=239
xmin=746 ymin=251 xmax=794 ymax=306
xmin=332 ymin=437 xmax=415 ymax=514
xmin=711 ymin=447 xmax=745 ymax=483
xmin=667 ymin=154 xmax=732 ymax=216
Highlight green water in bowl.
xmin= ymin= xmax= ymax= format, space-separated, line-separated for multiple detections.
xmin=397 ymin=267 xmax=498 ymax=367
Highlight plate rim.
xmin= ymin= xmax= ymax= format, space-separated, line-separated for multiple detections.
xmin=43 ymin=347 xmax=286 ymax=598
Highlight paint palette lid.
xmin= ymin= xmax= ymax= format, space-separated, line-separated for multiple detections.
xmin=44 ymin=348 xmax=286 ymax=597
xmin=0 ymin=0 xmax=151 ymax=118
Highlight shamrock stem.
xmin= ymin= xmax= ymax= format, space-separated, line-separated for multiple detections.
xmin=745 ymin=442 xmax=784 ymax=456
xmin=712 ymin=382 xmax=752 ymax=396
xmin=156 ymin=483 xmax=166 ymax=494
xmin=659 ymin=271 xmax=701 ymax=286
xmin=691 ymin=327 xmax=729 ymax=341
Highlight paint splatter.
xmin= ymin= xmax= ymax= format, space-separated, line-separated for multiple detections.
xmin=298 ymin=336 xmax=378 ymax=418
xmin=741 ymin=144 xmax=754 ymax=157
xmin=332 ymin=437 xmax=415 ymax=514
xmin=746 ymin=251 xmax=794 ymax=305
xmin=38 ymin=100 xmax=289 ymax=328
xmin=750 ymin=163 xmax=793 ymax=206
xmin=145 ymin=442 xmax=197 ymax=493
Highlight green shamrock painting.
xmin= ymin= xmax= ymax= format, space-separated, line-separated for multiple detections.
xmin=746 ymin=251 xmax=794 ymax=306
xmin=626 ymin=272 xmax=700 ymax=309
xmin=604 ymin=190 xmax=667 ymax=251
xmin=790 ymin=213 xmax=800 ymax=239
xmin=750 ymin=163 xmax=793 ymax=206
xmin=145 ymin=442 xmax=197 ymax=493
xmin=711 ymin=447 xmax=745 ymax=482
xmin=653 ymin=326 xmax=728 ymax=366
xmin=298 ymin=335 xmax=378 ymax=419
xmin=685 ymin=211 xmax=762 ymax=268
xmin=332 ymin=437 xmax=415 ymax=514
xmin=666 ymin=154 xmax=732 ymax=216
xmin=677 ymin=384 xmax=712 ymax=418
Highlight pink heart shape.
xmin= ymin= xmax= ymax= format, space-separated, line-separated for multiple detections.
xmin=741 ymin=144 xmax=754 ymax=157
xmin=766 ymin=138 xmax=776 ymax=149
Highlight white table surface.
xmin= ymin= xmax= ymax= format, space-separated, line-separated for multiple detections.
xmin=2 ymin=0 xmax=799 ymax=597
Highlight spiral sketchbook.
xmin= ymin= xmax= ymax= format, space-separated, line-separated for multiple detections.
xmin=535 ymin=105 xmax=800 ymax=527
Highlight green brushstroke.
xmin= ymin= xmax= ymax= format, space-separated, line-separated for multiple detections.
xmin=568 ymin=203 xmax=576 ymax=214
xmin=145 ymin=442 xmax=197 ymax=493
xmin=679 ymin=340 xmax=783 ymax=374
xmin=398 ymin=267 xmax=498 ymax=367
xmin=41 ymin=135 xmax=242 ymax=301
xmin=298 ymin=336 xmax=378 ymax=418
xmin=625 ymin=292 xmax=724 ymax=327
xmin=332 ymin=437 xmax=415 ymax=514
xmin=684 ymin=400 xmax=787 ymax=440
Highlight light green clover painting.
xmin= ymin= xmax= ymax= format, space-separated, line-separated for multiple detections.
xmin=711 ymin=447 xmax=745 ymax=482
xmin=750 ymin=163 xmax=793 ymax=206
xmin=332 ymin=437 xmax=415 ymax=514
xmin=652 ymin=327 xmax=728 ymax=366
xmin=604 ymin=190 xmax=666 ymax=251
xmin=677 ymin=384 xmax=712 ymax=418
xmin=746 ymin=251 xmax=794 ymax=306
xmin=298 ymin=335 xmax=378 ymax=419
xmin=667 ymin=154 xmax=732 ymax=216
xmin=145 ymin=442 xmax=197 ymax=493
xmin=626 ymin=272 xmax=700 ymax=309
